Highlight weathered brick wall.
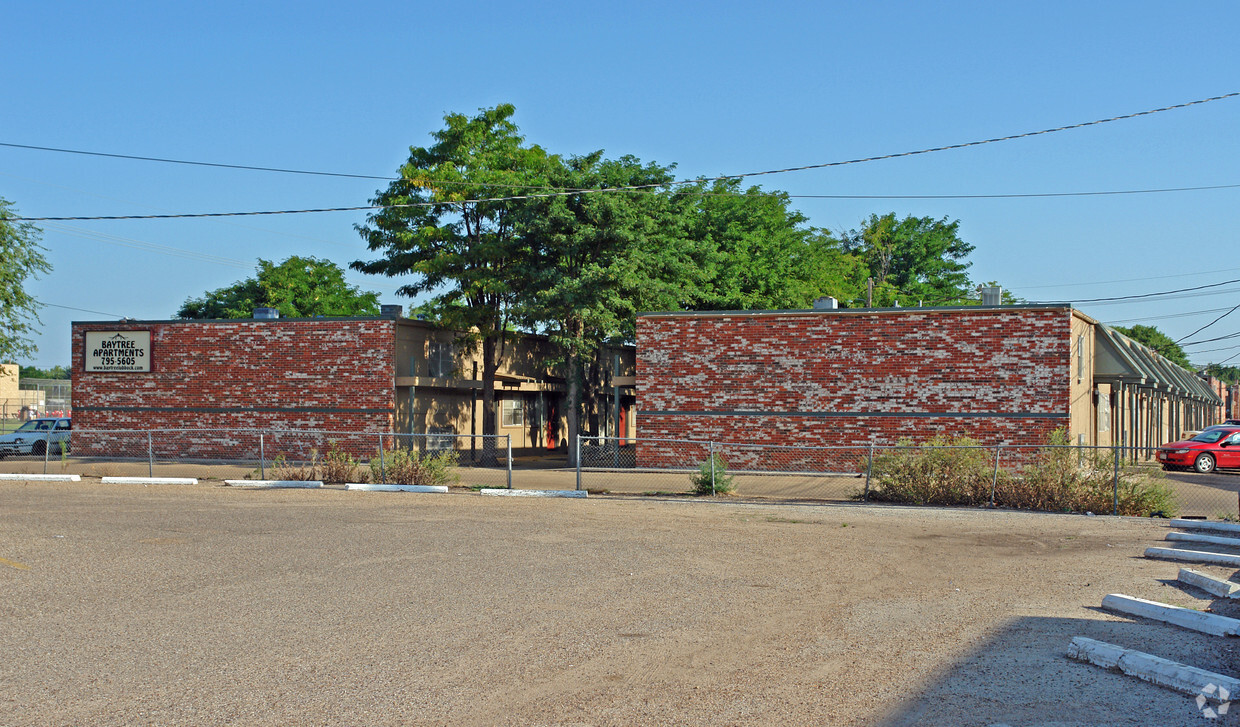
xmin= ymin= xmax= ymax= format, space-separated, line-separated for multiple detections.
xmin=636 ymin=308 xmax=1073 ymax=461
xmin=72 ymin=319 xmax=396 ymax=457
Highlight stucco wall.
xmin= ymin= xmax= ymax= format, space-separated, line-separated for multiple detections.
xmin=636 ymin=307 xmax=1074 ymax=454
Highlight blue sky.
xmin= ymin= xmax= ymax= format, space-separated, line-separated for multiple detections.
xmin=4 ymin=1 xmax=1238 ymax=367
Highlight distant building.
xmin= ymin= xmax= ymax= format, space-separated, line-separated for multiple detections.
xmin=636 ymin=304 xmax=1221 ymax=453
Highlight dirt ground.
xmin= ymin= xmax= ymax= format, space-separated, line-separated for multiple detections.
xmin=3 ymin=479 xmax=1240 ymax=726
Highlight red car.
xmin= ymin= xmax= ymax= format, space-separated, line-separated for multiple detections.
xmin=1157 ymin=426 xmax=1240 ymax=473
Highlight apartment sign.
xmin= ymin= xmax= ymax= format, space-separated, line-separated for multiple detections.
xmin=85 ymin=331 xmax=151 ymax=372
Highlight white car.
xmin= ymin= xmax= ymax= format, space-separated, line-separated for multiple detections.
xmin=0 ymin=417 xmax=71 ymax=458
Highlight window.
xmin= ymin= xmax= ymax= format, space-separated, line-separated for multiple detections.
xmin=428 ymin=341 xmax=453 ymax=378
xmin=427 ymin=426 xmax=455 ymax=453
xmin=502 ymin=398 xmax=524 ymax=427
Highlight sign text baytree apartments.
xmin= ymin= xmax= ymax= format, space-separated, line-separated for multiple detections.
xmin=85 ymin=331 xmax=151 ymax=372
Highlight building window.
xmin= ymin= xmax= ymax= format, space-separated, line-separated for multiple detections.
xmin=428 ymin=342 xmax=453 ymax=378
xmin=427 ymin=426 xmax=455 ymax=452
xmin=1077 ymin=335 xmax=1085 ymax=381
xmin=502 ymin=398 xmax=524 ymax=427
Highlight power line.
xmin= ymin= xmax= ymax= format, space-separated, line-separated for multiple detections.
xmin=11 ymin=180 xmax=1240 ymax=222
xmin=1176 ymin=301 xmax=1240 ymax=344
xmin=7 ymin=91 xmax=1239 ymax=221
xmin=1032 ymin=278 xmax=1240 ymax=305
xmin=1104 ymin=306 xmax=1238 ymax=325
xmin=38 ymin=301 xmax=124 ymax=317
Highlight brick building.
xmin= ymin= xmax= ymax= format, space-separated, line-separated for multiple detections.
xmin=636 ymin=304 xmax=1221 ymax=452
xmin=71 ymin=314 xmax=635 ymax=456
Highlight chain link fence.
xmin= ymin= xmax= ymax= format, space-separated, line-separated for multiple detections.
xmin=0 ymin=428 xmax=511 ymax=489
xmin=576 ymin=436 xmax=1237 ymax=519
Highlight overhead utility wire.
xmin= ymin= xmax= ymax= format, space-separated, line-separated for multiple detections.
xmin=38 ymin=301 xmax=124 ymax=317
xmin=7 ymin=91 xmax=1239 ymax=221
xmin=3 ymin=91 xmax=1235 ymax=185
xmin=13 ymin=181 xmax=1240 ymax=222
xmin=1032 ymin=278 xmax=1240 ymax=305
xmin=1175 ymin=301 xmax=1240 ymax=344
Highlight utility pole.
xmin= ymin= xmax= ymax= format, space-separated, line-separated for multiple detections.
xmin=866 ymin=277 xmax=873 ymax=308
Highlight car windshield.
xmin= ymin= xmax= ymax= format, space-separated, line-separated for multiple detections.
xmin=14 ymin=420 xmax=51 ymax=432
xmin=1191 ymin=430 xmax=1231 ymax=443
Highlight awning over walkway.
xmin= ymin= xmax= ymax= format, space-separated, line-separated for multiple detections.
xmin=1094 ymin=325 xmax=1222 ymax=405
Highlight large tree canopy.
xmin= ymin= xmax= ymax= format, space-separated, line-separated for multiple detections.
xmin=1112 ymin=324 xmax=1193 ymax=370
xmin=177 ymin=256 xmax=380 ymax=319
xmin=841 ymin=213 xmax=975 ymax=306
xmin=352 ymin=103 xmax=551 ymax=439
xmin=0 ymin=198 xmax=51 ymax=362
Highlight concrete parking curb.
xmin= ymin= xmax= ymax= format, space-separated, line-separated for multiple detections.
xmin=1067 ymin=636 xmax=1240 ymax=702
xmin=345 ymin=483 xmax=448 ymax=493
xmin=1101 ymin=593 xmax=1240 ymax=636
xmin=1170 ymin=519 xmax=1240 ymax=535
xmin=1178 ymin=569 xmax=1240 ymax=599
xmin=0 ymin=474 xmax=81 ymax=482
xmin=1144 ymin=547 xmax=1240 ymax=568
xmin=479 ymin=488 xmax=587 ymax=498
xmin=224 ymin=480 xmax=323 ymax=489
xmin=1167 ymin=531 xmax=1240 ymax=549
xmin=101 ymin=477 xmax=198 ymax=485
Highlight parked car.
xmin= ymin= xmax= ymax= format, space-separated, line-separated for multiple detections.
xmin=0 ymin=417 xmax=71 ymax=458
xmin=1156 ymin=426 xmax=1240 ymax=473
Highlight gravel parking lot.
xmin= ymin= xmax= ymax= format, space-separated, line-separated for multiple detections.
xmin=2 ymin=480 xmax=1238 ymax=725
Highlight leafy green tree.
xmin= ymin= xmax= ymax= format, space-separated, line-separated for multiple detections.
xmin=1112 ymin=324 xmax=1193 ymax=370
xmin=19 ymin=365 xmax=70 ymax=380
xmin=682 ymin=179 xmax=861 ymax=310
xmin=177 ymin=256 xmax=380 ymax=319
xmin=352 ymin=104 xmax=551 ymax=439
xmin=0 ymin=198 xmax=52 ymax=362
xmin=521 ymin=153 xmax=709 ymax=455
xmin=841 ymin=213 xmax=974 ymax=306
xmin=1205 ymin=363 xmax=1240 ymax=384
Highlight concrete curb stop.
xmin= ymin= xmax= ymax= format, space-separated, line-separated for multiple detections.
xmin=0 ymin=473 xmax=81 ymax=482
xmin=479 ymin=488 xmax=587 ymax=498
xmin=1167 ymin=531 xmax=1240 ymax=549
xmin=1178 ymin=568 xmax=1240 ymax=599
xmin=101 ymin=477 xmax=198 ymax=485
xmin=1101 ymin=593 xmax=1240 ymax=636
xmin=1170 ymin=519 xmax=1240 ymax=535
xmin=1067 ymin=636 xmax=1240 ymax=702
xmin=345 ymin=483 xmax=448 ymax=493
xmin=224 ymin=480 xmax=323 ymax=489
xmin=1144 ymin=547 xmax=1240 ymax=568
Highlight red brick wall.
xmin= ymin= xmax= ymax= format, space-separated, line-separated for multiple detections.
xmin=636 ymin=308 xmax=1073 ymax=457
xmin=71 ymin=319 xmax=396 ymax=456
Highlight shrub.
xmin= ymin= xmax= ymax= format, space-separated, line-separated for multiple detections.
xmin=690 ymin=453 xmax=734 ymax=495
xmin=272 ymin=452 xmax=319 ymax=481
xmin=319 ymin=440 xmax=366 ymax=484
xmin=369 ymin=446 xmax=459 ymax=486
xmin=867 ymin=435 xmax=996 ymax=506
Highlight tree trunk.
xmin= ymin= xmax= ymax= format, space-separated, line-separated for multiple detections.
xmin=480 ymin=335 xmax=500 ymax=466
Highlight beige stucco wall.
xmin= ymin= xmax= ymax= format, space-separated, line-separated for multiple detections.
xmin=1068 ymin=312 xmax=1097 ymax=446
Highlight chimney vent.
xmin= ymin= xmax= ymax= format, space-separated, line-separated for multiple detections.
xmin=380 ymin=304 xmax=403 ymax=319
xmin=254 ymin=307 xmax=279 ymax=320
xmin=981 ymin=286 xmax=1003 ymax=306
xmin=812 ymin=296 xmax=838 ymax=310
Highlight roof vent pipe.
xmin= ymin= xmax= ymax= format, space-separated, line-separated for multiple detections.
xmin=254 ymin=307 xmax=279 ymax=319
xmin=812 ymin=296 xmax=838 ymax=310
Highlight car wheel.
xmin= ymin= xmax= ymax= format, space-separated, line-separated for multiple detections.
xmin=1194 ymin=453 xmax=1217 ymax=474
xmin=31 ymin=441 xmax=46 ymax=456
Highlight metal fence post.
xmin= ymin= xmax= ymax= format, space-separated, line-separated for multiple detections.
xmin=863 ymin=445 xmax=874 ymax=502
xmin=43 ymin=430 xmax=51 ymax=474
xmin=378 ymin=434 xmax=386 ymax=484
xmin=990 ymin=446 xmax=1001 ymax=507
xmin=575 ymin=435 xmax=582 ymax=491
xmin=506 ymin=435 xmax=512 ymax=489
xmin=709 ymin=441 xmax=717 ymax=496
xmin=147 ymin=431 xmax=154 ymax=477
xmin=1113 ymin=442 xmax=1120 ymax=516
xmin=259 ymin=433 xmax=265 ymax=479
